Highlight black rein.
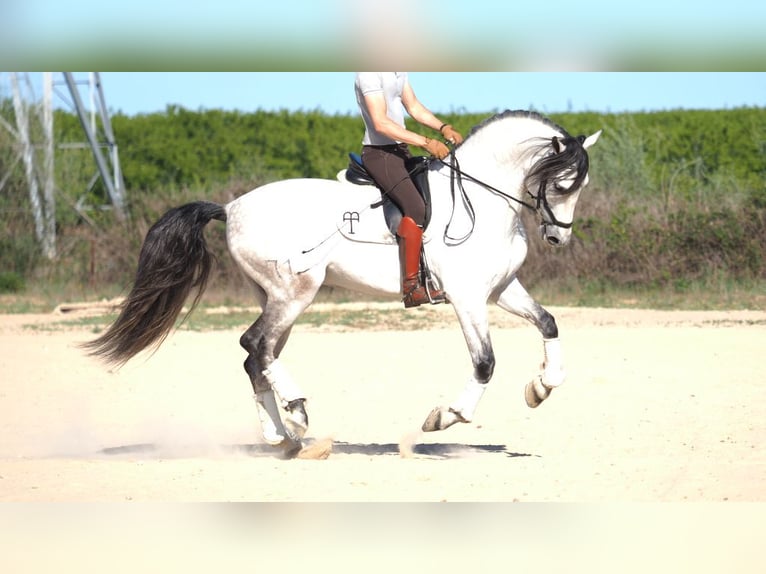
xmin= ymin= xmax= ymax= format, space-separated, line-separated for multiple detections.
xmin=437 ymin=134 xmax=589 ymax=240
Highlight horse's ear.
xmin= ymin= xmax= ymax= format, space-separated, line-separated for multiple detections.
xmin=552 ymin=136 xmax=561 ymax=153
xmin=582 ymin=130 xmax=602 ymax=150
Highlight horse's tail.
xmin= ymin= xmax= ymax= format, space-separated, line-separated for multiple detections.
xmin=82 ymin=201 xmax=227 ymax=366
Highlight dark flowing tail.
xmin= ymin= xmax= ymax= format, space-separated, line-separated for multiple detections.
xmin=82 ymin=201 xmax=227 ymax=366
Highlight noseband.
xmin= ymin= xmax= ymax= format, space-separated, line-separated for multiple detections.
xmin=531 ymin=178 xmax=573 ymax=230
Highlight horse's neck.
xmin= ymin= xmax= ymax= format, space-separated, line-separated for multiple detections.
xmin=450 ymin=141 xmax=525 ymax=197
xmin=455 ymin=118 xmax=558 ymax=192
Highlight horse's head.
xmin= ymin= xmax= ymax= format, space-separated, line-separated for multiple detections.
xmin=525 ymin=129 xmax=602 ymax=246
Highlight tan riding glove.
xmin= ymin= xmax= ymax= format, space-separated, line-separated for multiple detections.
xmin=423 ymin=137 xmax=450 ymax=159
xmin=440 ymin=124 xmax=464 ymax=145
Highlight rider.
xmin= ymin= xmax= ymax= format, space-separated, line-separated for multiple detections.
xmin=354 ymin=72 xmax=464 ymax=308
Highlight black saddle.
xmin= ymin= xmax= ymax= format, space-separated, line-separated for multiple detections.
xmin=345 ymin=152 xmax=433 ymax=232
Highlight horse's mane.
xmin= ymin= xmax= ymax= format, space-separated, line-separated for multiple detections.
xmin=463 ymin=109 xmax=589 ymax=194
xmin=463 ymin=109 xmax=570 ymax=141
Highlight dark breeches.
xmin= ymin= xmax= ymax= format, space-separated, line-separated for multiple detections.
xmin=361 ymin=143 xmax=426 ymax=226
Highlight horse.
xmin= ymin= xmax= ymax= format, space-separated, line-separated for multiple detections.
xmin=83 ymin=109 xmax=601 ymax=457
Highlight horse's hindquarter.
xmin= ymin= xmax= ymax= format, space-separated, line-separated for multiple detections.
xmin=227 ymin=179 xmax=364 ymax=258
xmin=224 ymin=178 xmax=401 ymax=295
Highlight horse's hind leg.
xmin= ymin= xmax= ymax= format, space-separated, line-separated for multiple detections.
xmin=243 ymin=319 xmax=307 ymax=450
xmin=496 ymin=278 xmax=565 ymax=407
xmin=240 ymin=271 xmax=320 ymax=451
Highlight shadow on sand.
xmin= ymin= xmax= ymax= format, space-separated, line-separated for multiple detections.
xmin=99 ymin=441 xmax=535 ymax=460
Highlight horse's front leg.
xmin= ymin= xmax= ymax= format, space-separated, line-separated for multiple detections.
xmin=496 ymin=278 xmax=565 ymax=407
xmin=422 ymin=303 xmax=494 ymax=431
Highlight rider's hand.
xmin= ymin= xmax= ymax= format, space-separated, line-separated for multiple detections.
xmin=423 ymin=137 xmax=450 ymax=159
xmin=440 ymin=124 xmax=463 ymax=146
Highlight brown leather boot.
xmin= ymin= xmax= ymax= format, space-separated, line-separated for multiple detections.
xmin=397 ymin=216 xmax=447 ymax=308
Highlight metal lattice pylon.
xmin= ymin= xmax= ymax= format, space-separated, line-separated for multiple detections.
xmin=61 ymin=72 xmax=127 ymax=222
xmin=0 ymin=72 xmax=127 ymax=260
xmin=0 ymin=73 xmax=56 ymax=258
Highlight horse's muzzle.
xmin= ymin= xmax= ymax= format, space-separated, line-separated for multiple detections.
xmin=540 ymin=224 xmax=569 ymax=247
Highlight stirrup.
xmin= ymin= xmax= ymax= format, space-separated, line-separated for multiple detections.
xmin=424 ymin=276 xmax=448 ymax=305
xmin=402 ymin=281 xmax=447 ymax=308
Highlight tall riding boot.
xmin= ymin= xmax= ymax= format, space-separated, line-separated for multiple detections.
xmin=397 ymin=216 xmax=447 ymax=308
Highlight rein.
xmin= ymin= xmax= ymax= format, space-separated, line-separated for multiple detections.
xmin=442 ymin=152 xmax=478 ymax=245
xmin=438 ymin=146 xmax=573 ymax=245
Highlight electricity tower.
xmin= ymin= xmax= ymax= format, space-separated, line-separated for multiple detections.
xmin=0 ymin=72 xmax=126 ymax=260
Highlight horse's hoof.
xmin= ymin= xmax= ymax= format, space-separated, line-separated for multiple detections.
xmin=525 ymin=376 xmax=551 ymax=408
xmin=296 ymin=437 xmax=333 ymax=460
xmin=280 ymin=436 xmax=304 ymax=459
xmin=524 ymin=382 xmax=542 ymax=408
xmin=421 ymin=406 xmax=465 ymax=432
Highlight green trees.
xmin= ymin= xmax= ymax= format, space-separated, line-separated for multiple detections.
xmin=106 ymin=107 xmax=362 ymax=191
xmin=48 ymin=105 xmax=766 ymax=201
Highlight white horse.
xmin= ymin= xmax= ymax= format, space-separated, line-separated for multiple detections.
xmin=84 ymin=109 xmax=601 ymax=456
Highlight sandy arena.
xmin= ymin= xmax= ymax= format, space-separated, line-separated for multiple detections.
xmin=0 ymin=304 xmax=764 ymax=502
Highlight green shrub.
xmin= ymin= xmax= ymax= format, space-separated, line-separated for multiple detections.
xmin=0 ymin=271 xmax=25 ymax=293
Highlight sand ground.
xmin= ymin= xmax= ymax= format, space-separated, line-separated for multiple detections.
xmin=0 ymin=304 xmax=764 ymax=503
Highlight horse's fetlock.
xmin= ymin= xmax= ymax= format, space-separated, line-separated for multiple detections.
xmin=543 ymin=366 xmax=566 ymax=388
xmin=448 ymin=378 xmax=487 ymax=423
xmin=284 ymin=399 xmax=309 ymax=439
xmin=286 ymin=398 xmax=306 ymax=412
xmin=475 ymin=356 xmax=495 ymax=383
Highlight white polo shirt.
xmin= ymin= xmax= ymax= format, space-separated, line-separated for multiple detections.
xmin=355 ymin=72 xmax=408 ymax=146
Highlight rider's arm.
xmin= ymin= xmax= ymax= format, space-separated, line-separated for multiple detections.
xmin=363 ymin=91 xmax=433 ymax=148
xmin=400 ymin=81 xmax=445 ymax=134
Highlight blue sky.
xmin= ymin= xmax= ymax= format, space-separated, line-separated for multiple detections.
xmin=80 ymin=72 xmax=766 ymax=117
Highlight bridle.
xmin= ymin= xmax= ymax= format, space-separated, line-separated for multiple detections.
xmin=439 ymin=146 xmax=574 ymax=245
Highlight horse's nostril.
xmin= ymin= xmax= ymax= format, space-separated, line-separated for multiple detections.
xmin=546 ymin=236 xmax=560 ymax=245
